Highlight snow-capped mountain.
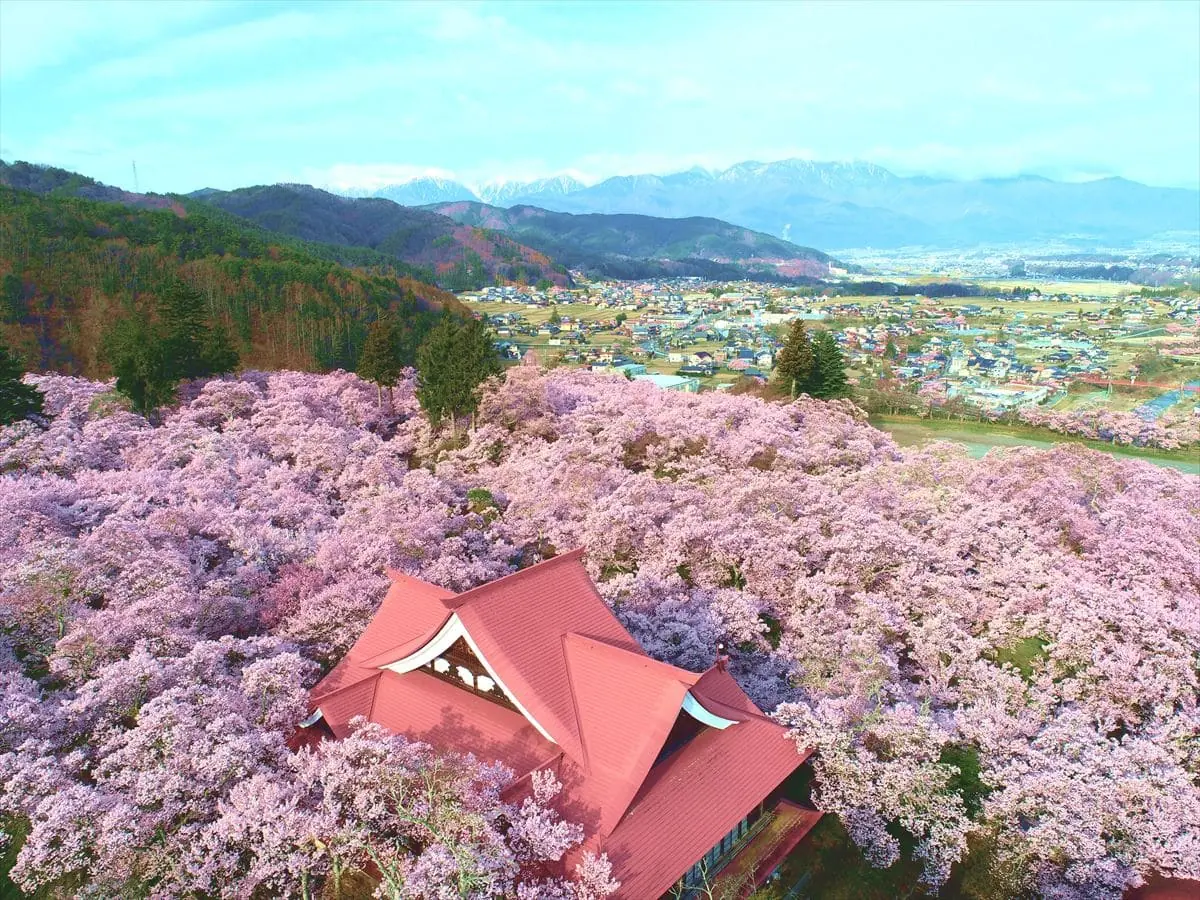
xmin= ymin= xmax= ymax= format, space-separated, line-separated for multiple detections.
xmin=371 ymin=177 xmax=478 ymax=206
xmin=529 ymin=158 xmax=1199 ymax=249
xmin=330 ymin=158 xmax=1197 ymax=248
xmin=478 ymin=175 xmax=585 ymax=206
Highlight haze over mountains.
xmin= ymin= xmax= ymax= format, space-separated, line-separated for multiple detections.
xmin=344 ymin=159 xmax=1200 ymax=250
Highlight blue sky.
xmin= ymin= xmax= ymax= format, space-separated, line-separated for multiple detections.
xmin=1 ymin=0 xmax=1197 ymax=194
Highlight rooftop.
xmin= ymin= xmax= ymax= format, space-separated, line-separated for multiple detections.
xmin=306 ymin=550 xmax=811 ymax=898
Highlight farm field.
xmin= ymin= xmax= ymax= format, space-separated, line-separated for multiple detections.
xmin=464 ymin=300 xmax=624 ymax=325
xmin=967 ymin=279 xmax=1135 ymax=299
xmin=873 ymin=415 xmax=1200 ymax=474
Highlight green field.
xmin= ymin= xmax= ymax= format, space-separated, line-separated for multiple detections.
xmin=967 ymin=279 xmax=1134 ymax=299
xmin=465 ymin=300 xmax=628 ymax=325
xmin=872 ymin=415 xmax=1199 ymax=474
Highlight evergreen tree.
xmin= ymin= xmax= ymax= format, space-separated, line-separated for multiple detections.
xmin=358 ymin=315 xmax=405 ymax=406
xmin=548 ymin=307 xmax=562 ymax=326
xmin=201 ymin=322 xmax=240 ymax=376
xmin=159 ymin=280 xmax=211 ymax=379
xmin=772 ymin=319 xmax=815 ymax=397
xmin=454 ymin=315 xmax=502 ymax=420
xmin=101 ymin=282 xmax=239 ymax=417
xmin=810 ymin=330 xmax=850 ymax=399
xmin=157 ymin=280 xmax=239 ymax=380
xmin=0 ymin=341 xmax=44 ymax=425
xmin=415 ymin=316 xmax=461 ymax=427
xmin=102 ymin=312 xmax=177 ymax=416
xmin=883 ymin=337 xmax=900 ymax=360
xmin=415 ymin=315 xmax=501 ymax=429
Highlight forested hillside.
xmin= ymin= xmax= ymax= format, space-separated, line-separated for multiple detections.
xmin=428 ymin=201 xmax=833 ymax=281
xmin=191 ymin=184 xmax=571 ymax=290
xmin=0 ymin=186 xmax=467 ymax=376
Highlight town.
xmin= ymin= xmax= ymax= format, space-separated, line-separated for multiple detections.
xmin=460 ymin=274 xmax=1200 ymax=425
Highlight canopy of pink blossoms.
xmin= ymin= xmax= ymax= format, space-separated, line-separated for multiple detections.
xmin=2 ymin=367 xmax=1197 ymax=899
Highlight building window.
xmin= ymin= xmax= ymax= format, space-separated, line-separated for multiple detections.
xmin=418 ymin=637 xmax=519 ymax=712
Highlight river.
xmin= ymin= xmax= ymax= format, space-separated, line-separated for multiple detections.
xmin=874 ymin=419 xmax=1200 ymax=475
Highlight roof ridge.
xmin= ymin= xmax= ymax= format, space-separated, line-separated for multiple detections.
xmin=563 ymin=632 xmax=702 ymax=686
xmin=560 ymin=633 xmax=591 ymax=773
xmin=445 ymin=548 xmax=586 ymax=609
xmin=383 ymin=568 xmax=457 ymax=598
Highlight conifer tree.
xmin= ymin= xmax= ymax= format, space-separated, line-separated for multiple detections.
xmin=415 ymin=315 xmax=501 ymax=429
xmin=158 ymin=281 xmax=239 ymax=380
xmin=415 ymin=316 xmax=461 ymax=427
xmin=0 ymin=341 xmax=44 ymax=425
xmin=358 ymin=316 xmax=405 ymax=406
xmin=772 ymin=319 xmax=815 ymax=397
xmin=201 ymin=323 xmax=240 ymax=377
xmin=810 ymin=329 xmax=850 ymax=398
xmin=159 ymin=280 xmax=211 ymax=379
xmin=101 ymin=281 xmax=239 ymax=416
xmin=102 ymin=312 xmax=177 ymax=416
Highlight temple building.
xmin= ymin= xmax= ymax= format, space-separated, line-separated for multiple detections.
xmin=301 ymin=549 xmax=822 ymax=898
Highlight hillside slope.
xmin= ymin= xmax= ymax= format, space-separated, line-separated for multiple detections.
xmin=428 ymin=201 xmax=833 ymax=280
xmin=192 ymin=184 xmax=570 ymax=290
xmin=0 ymin=186 xmax=466 ymax=376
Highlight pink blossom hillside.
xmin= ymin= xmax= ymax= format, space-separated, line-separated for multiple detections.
xmin=1 ymin=366 xmax=1197 ymax=899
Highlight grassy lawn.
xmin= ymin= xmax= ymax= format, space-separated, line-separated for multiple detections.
xmin=870 ymin=414 xmax=1198 ymax=467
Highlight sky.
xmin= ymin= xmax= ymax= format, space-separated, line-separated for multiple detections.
xmin=1 ymin=0 xmax=1198 ymax=194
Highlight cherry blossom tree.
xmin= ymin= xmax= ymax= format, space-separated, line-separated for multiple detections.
xmin=2 ymin=366 xmax=1196 ymax=898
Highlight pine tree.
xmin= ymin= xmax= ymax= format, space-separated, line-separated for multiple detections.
xmin=358 ymin=316 xmax=405 ymax=406
xmin=883 ymin=338 xmax=900 ymax=361
xmin=101 ymin=283 xmax=237 ymax=417
xmin=415 ymin=315 xmax=501 ymax=430
xmin=157 ymin=280 xmax=239 ymax=380
xmin=772 ymin=319 xmax=815 ymax=398
xmin=0 ymin=341 xmax=44 ymax=425
xmin=159 ymin=280 xmax=211 ymax=380
xmin=201 ymin=322 xmax=240 ymax=377
xmin=102 ymin=312 xmax=177 ymax=416
xmin=415 ymin=316 xmax=461 ymax=427
xmin=810 ymin=330 xmax=850 ymax=399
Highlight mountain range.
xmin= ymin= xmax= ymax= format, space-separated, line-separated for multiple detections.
xmin=351 ymin=159 xmax=1200 ymax=250
xmin=427 ymin=201 xmax=830 ymax=280
xmin=1 ymin=159 xmax=833 ymax=296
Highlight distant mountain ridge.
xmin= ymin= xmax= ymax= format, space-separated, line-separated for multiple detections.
xmin=427 ymin=201 xmax=831 ymax=281
xmin=357 ymin=159 xmax=1200 ymax=249
xmin=189 ymin=183 xmax=569 ymax=290
xmin=1 ymin=160 xmax=833 ymax=288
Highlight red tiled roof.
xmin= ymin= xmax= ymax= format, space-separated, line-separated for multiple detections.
xmin=305 ymin=551 xmax=810 ymax=898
